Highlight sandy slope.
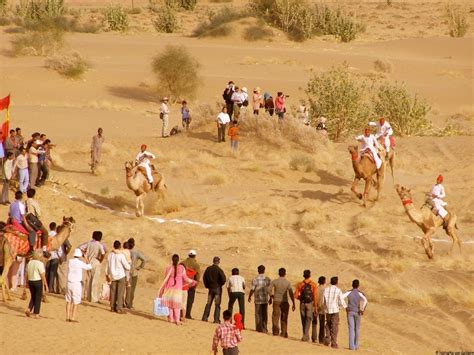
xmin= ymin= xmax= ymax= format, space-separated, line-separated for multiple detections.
xmin=0 ymin=3 xmax=473 ymax=354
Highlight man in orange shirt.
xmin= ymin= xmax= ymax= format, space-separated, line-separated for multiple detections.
xmin=294 ymin=269 xmax=318 ymax=342
xmin=228 ymin=121 xmax=239 ymax=154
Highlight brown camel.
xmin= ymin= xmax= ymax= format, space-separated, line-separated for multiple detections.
xmin=386 ymin=149 xmax=395 ymax=183
xmin=0 ymin=217 xmax=76 ymax=302
xmin=395 ymin=185 xmax=461 ymax=259
xmin=348 ymin=145 xmax=386 ymax=207
xmin=125 ymin=161 xmax=166 ymax=217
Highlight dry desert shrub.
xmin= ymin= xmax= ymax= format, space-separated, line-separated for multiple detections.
xmin=0 ymin=0 xmax=6 ymax=15
xmin=153 ymin=5 xmax=179 ymax=33
xmin=445 ymin=1 xmax=469 ymax=37
xmin=151 ymin=45 xmax=200 ymax=101
xmin=45 ymin=52 xmax=89 ymax=79
xmin=243 ymin=25 xmax=273 ymax=41
xmin=11 ymin=29 xmax=63 ymax=56
xmin=0 ymin=16 xmax=10 ymax=25
xmin=289 ymin=153 xmax=316 ymax=172
xmin=298 ymin=209 xmax=326 ymax=230
xmin=373 ymin=59 xmax=393 ymax=73
xmin=103 ymin=5 xmax=128 ymax=32
xmin=187 ymin=103 xmax=219 ymax=129
xmin=202 ymin=172 xmax=226 ymax=185
xmin=209 ymin=0 xmax=232 ymax=3
xmin=193 ymin=6 xmax=246 ymax=37
xmin=195 ymin=151 xmax=219 ymax=168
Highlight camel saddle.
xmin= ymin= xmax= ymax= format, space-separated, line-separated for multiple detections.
xmin=361 ymin=148 xmax=376 ymax=163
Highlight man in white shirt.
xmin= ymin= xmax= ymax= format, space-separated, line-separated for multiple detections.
xmin=160 ymin=97 xmax=170 ymax=138
xmin=227 ymin=268 xmax=246 ymax=327
xmin=28 ymin=140 xmax=40 ymax=188
xmin=135 ymin=144 xmax=156 ymax=185
xmin=79 ymin=231 xmax=106 ymax=303
xmin=342 ymin=280 xmax=368 ymax=351
xmin=66 ymin=249 xmax=92 ymax=322
xmin=106 ymin=240 xmax=130 ymax=314
xmin=1 ymin=151 xmax=14 ymax=204
xmin=217 ymin=107 xmax=231 ymax=143
xmin=369 ymin=117 xmax=393 ymax=154
xmin=231 ymin=87 xmax=245 ymax=120
xmin=431 ymin=175 xmax=449 ymax=221
xmin=323 ymin=276 xmax=347 ymax=349
xmin=355 ymin=128 xmax=382 ymax=170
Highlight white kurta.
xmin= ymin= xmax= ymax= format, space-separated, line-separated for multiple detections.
xmin=135 ymin=151 xmax=156 ymax=183
xmin=356 ymin=134 xmax=382 ymax=169
xmin=369 ymin=121 xmax=393 ymax=152
xmin=431 ymin=183 xmax=448 ymax=218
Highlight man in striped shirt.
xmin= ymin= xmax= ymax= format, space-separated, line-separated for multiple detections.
xmin=323 ymin=276 xmax=347 ymax=349
xmin=212 ymin=310 xmax=242 ymax=355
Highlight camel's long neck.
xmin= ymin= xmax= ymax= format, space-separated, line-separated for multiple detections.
xmin=53 ymin=227 xmax=71 ymax=251
xmin=126 ymin=171 xmax=140 ymax=190
xmin=402 ymin=200 xmax=424 ymax=226
xmin=351 ymin=153 xmax=362 ymax=176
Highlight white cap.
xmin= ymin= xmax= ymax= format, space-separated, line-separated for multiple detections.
xmin=241 ymin=87 xmax=247 ymax=93
xmin=188 ymin=249 xmax=197 ymax=256
xmin=73 ymin=248 xmax=83 ymax=257
xmin=35 ymin=139 xmax=42 ymax=145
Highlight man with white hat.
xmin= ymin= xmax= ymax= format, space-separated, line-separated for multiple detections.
xmin=231 ymin=87 xmax=244 ymax=120
xmin=160 ymin=97 xmax=170 ymax=138
xmin=183 ymin=249 xmax=201 ymax=319
xmin=66 ymin=249 xmax=92 ymax=322
xmin=369 ymin=117 xmax=393 ymax=157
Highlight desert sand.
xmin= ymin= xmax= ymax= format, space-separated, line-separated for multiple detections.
xmin=0 ymin=0 xmax=473 ymax=354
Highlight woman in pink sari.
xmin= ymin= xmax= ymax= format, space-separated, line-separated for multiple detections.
xmin=159 ymin=254 xmax=196 ymax=325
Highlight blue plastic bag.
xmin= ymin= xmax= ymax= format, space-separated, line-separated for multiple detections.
xmin=153 ymin=297 xmax=169 ymax=317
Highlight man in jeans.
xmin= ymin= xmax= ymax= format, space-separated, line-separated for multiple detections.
xmin=295 ymin=269 xmax=318 ymax=342
xmin=323 ymin=276 xmax=347 ymax=349
xmin=248 ymin=265 xmax=271 ymax=333
xmin=106 ymin=240 xmax=130 ymax=314
xmin=269 ymin=267 xmax=295 ymax=338
xmin=226 ymin=268 xmax=246 ymax=327
xmin=202 ymin=256 xmax=226 ymax=323
xmin=343 ymin=279 xmax=368 ymax=350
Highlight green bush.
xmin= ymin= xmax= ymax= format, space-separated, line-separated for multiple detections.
xmin=11 ymin=29 xmax=64 ymax=56
xmin=445 ymin=2 xmax=469 ymax=38
xmin=193 ymin=6 xmax=246 ymax=37
xmin=305 ymin=64 xmax=371 ymax=141
xmin=151 ymin=45 xmax=200 ymax=100
xmin=153 ymin=5 xmax=178 ymax=33
xmin=45 ymin=52 xmax=89 ymax=79
xmin=103 ymin=6 xmax=128 ymax=32
xmin=373 ymin=82 xmax=431 ymax=136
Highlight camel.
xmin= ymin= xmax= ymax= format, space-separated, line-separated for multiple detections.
xmin=395 ymin=185 xmax=461 ymax=259
xmin=125 ymin=161 xmax=166 ymax=217
xmin=386 ymin=149 xmax=395 ymax=183
xmin=348 ymin=145 xmax=386 ymax=207
xmin=0 ymin=216 xmax=76 ymax=302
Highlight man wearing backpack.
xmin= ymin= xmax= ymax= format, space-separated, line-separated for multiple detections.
xmin=295 ymin=269 xmax=318 ymax=342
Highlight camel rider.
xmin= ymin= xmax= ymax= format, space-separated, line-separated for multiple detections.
xmin=355 ymin=127 xmax=382 ymax=170
xmin=431 ymin=175 xmax=448 ymax=222
xmin=369 ymin=117 xmax=393 ymax=155
xmin=135 ymin=144 xmax=155 ymax=186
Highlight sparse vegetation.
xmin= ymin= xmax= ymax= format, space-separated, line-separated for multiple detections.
xmin=202 ymin=172 xmax=226 ymax=185
xmin=151 ymin=45 xmax=200 ymax=101
xmin=374 ymin=59 xmax=393 ymax=73
xmin=289 ymin=154 xmax=316 ymax=172
xmin=11 ymin=29 xmax=64 ymax=56
xmin=0 ymin=0 xmax=7 ymax=15
xmin=210 ymin=0 xmax=232 ymax=2
xmin=445 ymin=2 xmax=469 ymax=38
xmin=103 ymin=5 xmax=128 ymax=32
xmin=193 ymin=6 xmax=246 ymax=37
xmin=45 ymin=52 xmax=89 ymax=79
xmin=306 ymin=64 xmax=371 ymax=141
xmin=243 ymin=25 xmax=273 ymax=41
xmin=0 ymin=16 xmax=10 ymax=25
xmin=374 ymin=82 xmax=431 ymax=136
xmin=153 ymin=5 xmax=179 ymax=33
xmin=177 ymin=0 xmax=197 ymax=10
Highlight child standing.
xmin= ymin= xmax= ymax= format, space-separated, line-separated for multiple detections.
xmin=228 ymin=120 xmax=239 ymax=154
xmin=181 ymin=101 xmax=191 ymax=130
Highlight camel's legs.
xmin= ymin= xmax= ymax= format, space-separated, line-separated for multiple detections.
xmin=422 ymin=229 xmax=435 ymax=259
xmin=362 ymin=178 xmax=371 ymax=207
xmin=136 ymin=194 xmax=145 ymax=217
xmin=447 ymin=222 xmax=462 ymax=255
xmin=351 ymin=178 xmax=362 ymax=200
xmin=389 ymin=153 xmax=395 ymax=184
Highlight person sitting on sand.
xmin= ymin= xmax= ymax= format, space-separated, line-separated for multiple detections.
xmin=135 ymin=144 xmax=156 ymax=187
xmin=66 ymin=249 xmax=92 ymax=322
xmin=355 ymin=127 xmax=382 ymax=171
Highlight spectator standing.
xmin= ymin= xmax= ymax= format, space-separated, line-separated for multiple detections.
xmin=264 ymin=93 xmax=275 ymax=116
xmin=252 ymin=88 xmax=263 ymax=115
xmin=323 ymin=276 xmax=347 ymax=349
xmin=269 ymin=267 xmax=296 ymax=338
xmin=25 ymin=249 xmax=48 ymax=319
xmin=159 ymin=254 xmax=197 ymax=325
xmin=275 ymin=92 xmax=286 ymax=120
xmin=212 ymin=310 xmax=242 ymax=355
xmin=13 ymin=147 xmax=28 ymax=193
xmin=106 ymin=240 xmax=130 ymax=314
xmin=80 ymin=231 xmax=106 ymax=303
xmin=202 ymin=256 xmax=226 ymax=324
xmin=90 ymin=128 xmax=104 ymax=174
xmin=240 ymin=87 xmax=249 ymax=118
xmin=125 ymin=238 xmax=146 ymax=310
xmin=231 ymin=87 xmax=244 ymax=120
xmin=343 ymin=280 xmax=368 ymax=350
xmin=65 ymin=249 xmax=92 ymax=322
xmin=181 ymin=101 xmax=191 ymax=130
xmin=222 ymin=81 xmax=235 ymax=119
xmin=45 ymin=222 xmax=59 ymax=293
xmin=228 ymin=121 xmax=239 ymax=154
xmin=4 ymin=129 xmax=19 ymax=157
xmin=28 ymin=140 xmax=40 ymax=188
xmin=36 ymin=140 xmax=50 ymax=186
xmin=294 ymin=269 xmax=318 ymax=342
xmin=217 ymin=107 xmax=231 ymax=143
xmin=160 ymin=97 xmax=170 ymax=138
xmin=248 ymin=265 xmax=271 ymax=333
xmin=15 ymin=127 xmax=24 ymax=149
xmin=55 ymin=227 xmax=72 ymax=295
xmin=317 ymin=276 xmax=327 ymax=343
xmin=1 ymin=151 xmax=14 ymax=205
xmin=182 ymin=249 xmax=200 ymax=319
xmin=25 ymin=188 xmax=49 ymax=247
xmin=226 ymin=268 xmax=246 ymax=327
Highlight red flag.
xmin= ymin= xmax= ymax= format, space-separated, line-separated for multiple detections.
xmin=0 ymin=94 xmax=10 ymax=110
